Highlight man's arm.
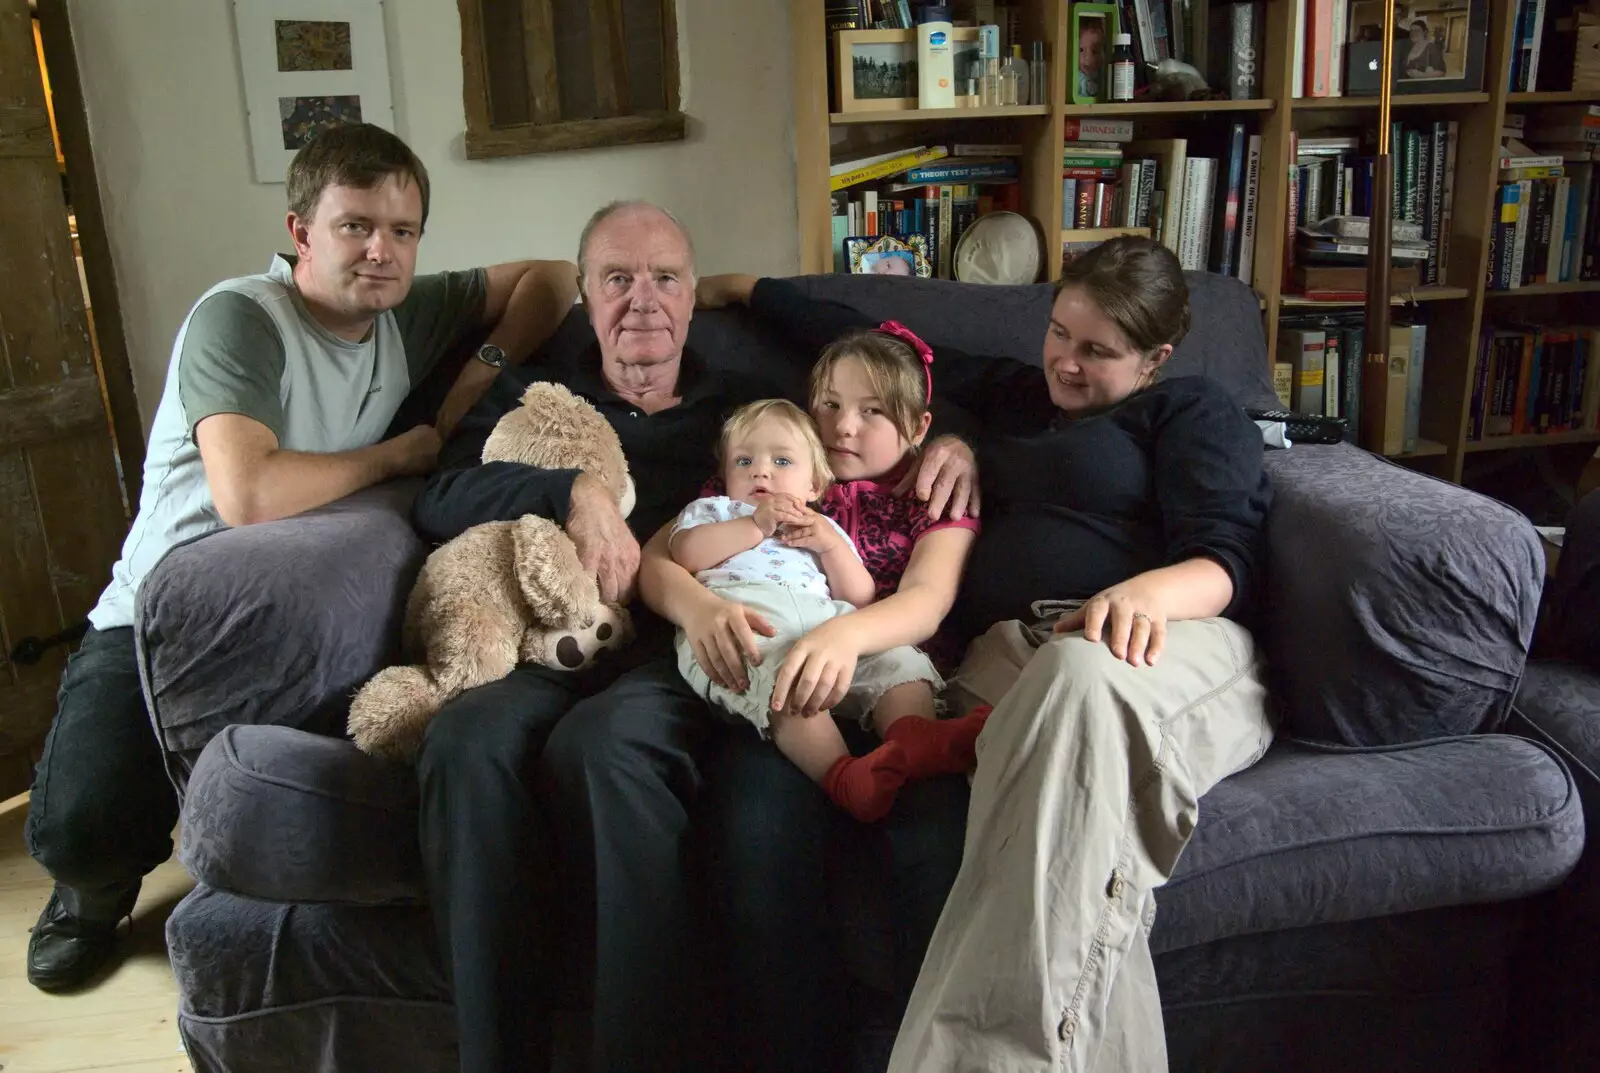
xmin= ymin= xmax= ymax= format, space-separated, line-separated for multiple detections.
xmin=411 ymin=460 xmax=580 ymax=545
xmin=433 ymin=260 xmax=579 ymax=438
xmin=198 ymin=415 xmax=438 ymax=527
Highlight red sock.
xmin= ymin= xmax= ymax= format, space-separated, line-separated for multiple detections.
xmin=884 ymin=706 xmax=994 ymax=778
xmin=822 ymin=743 xmax=910 ymax=823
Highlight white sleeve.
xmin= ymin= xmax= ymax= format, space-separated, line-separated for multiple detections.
xmin=671 ymin=495 xmax=745 ymax=535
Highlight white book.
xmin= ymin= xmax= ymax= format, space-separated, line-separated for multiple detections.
xmin=1329 ymin=0 xmax=1345 ymax=97
xmin=864 ymin=190 xmax=879 ymax=236
xmin=1405 ymin=324 xmax=1427 ymax=454
xmin=1293 ymin=0 xmax=1306 ymax=98
xmin=1237 ymin=134 xmax=1263 ymax=284
xmin=1180 ymin=159 xmax=1217 ymax=270
xmin=1528 ymin=0 xmax=1548 ymax=91
xmin=1324 ymin=339 xmax=1341 ymax=419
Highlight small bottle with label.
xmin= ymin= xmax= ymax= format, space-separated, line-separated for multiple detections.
xmin=1031 ymin=40 xmax=1049 ymax=107
xmin=1110 ymin=33 xmax=1136 ymax=102
xmin=979 ymin=24 xmax=1001 ymax=105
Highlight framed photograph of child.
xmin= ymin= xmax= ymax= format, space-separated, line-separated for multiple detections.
xmin=845 ymin=234 xmax=932 ymax=278
xmin=834 ymin=27 xmax=982 ymax=112
xmin=1070 ymin=4 xmax=1121 ymax=106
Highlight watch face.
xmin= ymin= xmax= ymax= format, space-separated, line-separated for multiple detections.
xmin=478 ymin=344 xmax=507 ymax=368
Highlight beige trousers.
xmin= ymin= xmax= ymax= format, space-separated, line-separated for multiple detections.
xmin=889 ymin=614 xmax=1273 ymax=1073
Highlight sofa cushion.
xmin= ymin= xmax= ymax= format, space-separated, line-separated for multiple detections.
xmin=167 ymin=884 xmax=456 ymax=1073
xmin=180 ymin=725 xmax=423 ymax=905
xmin=1259 ymin=443 xmax=1542 ymax=745
xmin=138 ymin=481 xmax=426 ymax=792
xmin=1154 ymin=734 xmax=1583 ymax=954
xmin=1516 ymin=660 xmax=1600 ymax=786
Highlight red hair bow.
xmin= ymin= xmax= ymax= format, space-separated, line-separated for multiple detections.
xmin=876 ymin=320 xmax=934 ymax=404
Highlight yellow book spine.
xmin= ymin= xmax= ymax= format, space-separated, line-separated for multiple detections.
xmin=830 ymin=147 xmax=950 ymax=192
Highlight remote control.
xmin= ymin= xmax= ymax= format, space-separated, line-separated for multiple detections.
xmin=1246 ymin=408 xmax=1348 ymax=446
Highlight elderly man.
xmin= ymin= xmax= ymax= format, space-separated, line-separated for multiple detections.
xmin=414 ymin=200 xmax=976 ymax=1072
xmin=24 ymin=122 xmax=575 ymax=993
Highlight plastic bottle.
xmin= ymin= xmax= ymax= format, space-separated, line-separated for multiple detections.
xmin=1111 ymin=32 xmax=1135 ymax=102
xmin=917 ymin=5 xmax=956 ymax=109
xmin=1031 ymin=40 xmax=1049 ymax=106
xmin=1001 ymin=44 xmax=1028 ymax=105
xmin=979 ymin=24 xmax=1002 ymax=106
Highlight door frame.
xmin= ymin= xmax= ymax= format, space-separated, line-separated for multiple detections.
xmin=32 ymin=0 xmax=144 ymax=505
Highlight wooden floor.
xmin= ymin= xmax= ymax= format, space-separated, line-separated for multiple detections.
xmin=0 ymin=793 xmax=194 ymax=1072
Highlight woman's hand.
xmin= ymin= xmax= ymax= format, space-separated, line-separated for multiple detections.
xmin=695 ymin=273 xmax=759 ymax=309
xmin=893 ymin=435 xmax=981 ymax=521
xmin=1054 ymin=575 xmax=1169 ymax=667
xmin=682 ymin=592 xmax=778 ymax=692
xmin=770 ymin=616 xmax=862 ymax=717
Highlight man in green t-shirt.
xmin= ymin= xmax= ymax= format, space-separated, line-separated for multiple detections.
xmin=24 ymin=123 xmax=577 ymax=992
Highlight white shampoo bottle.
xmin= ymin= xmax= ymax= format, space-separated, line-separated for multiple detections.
xmin=917 ymin=5 xmax=955 ymax=109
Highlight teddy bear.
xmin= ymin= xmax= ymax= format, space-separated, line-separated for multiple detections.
xmin=348 ymin=382 xmax=637 ymax=761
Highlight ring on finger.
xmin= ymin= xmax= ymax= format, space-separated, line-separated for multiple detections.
xmin=1132 ymin=611 xmax=1151 ymax=622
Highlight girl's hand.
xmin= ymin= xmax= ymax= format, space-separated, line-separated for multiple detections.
xmin=1054 ymin=576 xmax=1169 ymax=667
xmin=779 ymin=510 xmax=842 ymax=555
xmin=770 ymin=616 xmax=860 ymax=717
xmin=683 ymin=593 xmax=778 ymax=691
xmin=752 ymin=493 xmax=807 ymax=537
xmin=893 ymin=435 xmax=981 ymax=521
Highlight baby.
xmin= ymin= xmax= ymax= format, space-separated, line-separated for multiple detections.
xmin=669 ymin=399 xmax=940 ymax=821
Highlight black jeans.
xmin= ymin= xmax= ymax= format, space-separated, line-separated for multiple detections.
xmin=701 ymin=722 xmax=971 ymax=1073
xmin=417 ymin=645 xmax=712 ymax=1073
xmin=25 ymin=626 xmax=179 ymax=914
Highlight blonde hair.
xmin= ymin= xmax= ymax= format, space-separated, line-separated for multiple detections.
xmin=809 ymin=329 xmax=929 ymax=446
xmin=718 ymin=399 xmax=833 ymax=493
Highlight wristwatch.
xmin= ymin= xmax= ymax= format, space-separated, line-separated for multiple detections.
xmin=474 ymin=343 xmax=507 ymax=369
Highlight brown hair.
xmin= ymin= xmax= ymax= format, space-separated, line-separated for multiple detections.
xmin=719 ymin=399 xmax=833 ymax=492
xmin=1055 ymin=235 xmax=1190 ymax=355
xmin=809 ymin=328 xmax=929 ymax=446
xmin=286 ymin=123 xmax=431 ymax=230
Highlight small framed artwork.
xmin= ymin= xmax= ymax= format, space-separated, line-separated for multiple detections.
xmin=233 ymin=0 xmax=397 ymax=183
xmin=1070 ymin=4 xmax=1121 ymax=106
xmin=834 ymin=28 xmax=981 ymax=112
xmin=845 ymin=234 xmax=932 ymax=278
xmin=1346 ymin=0 xmax=1486 ymax=95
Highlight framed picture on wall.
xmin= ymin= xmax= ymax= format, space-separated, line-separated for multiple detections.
xmin=1346 ymin=0 xmax=1487 ymax=95
xmin=233 ymin=0 xmax=396 ymax=183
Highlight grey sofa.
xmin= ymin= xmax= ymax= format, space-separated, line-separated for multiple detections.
xmin=151 ymin=273 xmax=1584 ymax=1073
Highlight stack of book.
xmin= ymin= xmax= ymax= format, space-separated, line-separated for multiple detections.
xmin=1293 ymin=216 xmax=1428 ymax=299
xmin=1489 ymin=108 xmax=1600 ymax=288
xmin=1277 ymin=311 xmax=1430 ymax=455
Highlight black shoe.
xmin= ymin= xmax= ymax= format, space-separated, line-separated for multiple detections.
xmin=26 ymin=884 xmax=135 ymax=992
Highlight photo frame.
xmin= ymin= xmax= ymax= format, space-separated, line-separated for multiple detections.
xmin=233 ymin=0 xmax=396 ymax=183
xmin=845 ymin=234 xmax=932 ymax=278
xmin=1346 ymin=0 xmax=1487 ymax=95
xmin=835 ymin=27 xmax=982 ymax=112
xmin=1070 ymin=4 xmax=1121 ymax=106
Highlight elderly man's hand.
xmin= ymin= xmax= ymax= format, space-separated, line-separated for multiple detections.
xmin=695 ymin=274 xmax=758 ymax=309
xmin=893 ymin=435 xmax=981 ymax=521
xmin=566 ymin=472 xmax=641 ymax=604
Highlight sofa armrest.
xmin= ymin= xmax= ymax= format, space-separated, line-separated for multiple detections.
xmin=137 ymin=480 xmax=427 ymax=793
xmin=1260 ymin=444 xmax=1542 ymax=745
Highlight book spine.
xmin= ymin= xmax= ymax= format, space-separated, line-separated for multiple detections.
xmin=1328 ymin=0 xmax=1344 ymax=98
xmin=1404 ymin=323 xmax=1426 ymax=454
xmin=1062 ymin=118 xmax=1136 ymax=141
xmin=1468 ymin=331 xmax=1489 ymax=440
xmin=1137 ymin=158 xmax=1157 ymax=228
xmin=1292 ymin=0 xmax=1305 ymax=98
xmin=1342 ymin=327 xmax=1363 ymax=443
xmin=1323 ymin=333 xmax=1341 ymax=419
xmin=1284 ymin=131 xmax=1299 ymax=276
xmin=1529 ymin=0 xmax=1548 ymax=91
xmin=1439 ymin=121 xmax=1459 ymax=279
xmin=1212 ymin=124 xmax=1246 ymax=276
xmin=905 ymin=161 xmax=1018 ymax=183
xmin=1425 ymin=121 xmax=1447 ymax=285
xmin=1306 ymin=0 xmax=1332 ymax=97
xmin=1237 ymin=134 xmax=1263 ymax=284
xmin=1511 ymin=179 xmax=1531 ymax=287
xmin=1230 ymin=3 xmax=1263 ymax=100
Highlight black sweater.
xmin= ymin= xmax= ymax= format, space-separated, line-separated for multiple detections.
xmin=741 ymin=279 xmax=1272 ymax=641
xmin=413 ymin=345 xmax=777 ymax=545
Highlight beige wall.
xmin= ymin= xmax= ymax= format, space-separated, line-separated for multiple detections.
xmin=68 ymin=0 xmax=799 ymax=431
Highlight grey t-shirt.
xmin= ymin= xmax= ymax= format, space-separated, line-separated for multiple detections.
xmin=89 ymin=254 xmax=486 ymax=629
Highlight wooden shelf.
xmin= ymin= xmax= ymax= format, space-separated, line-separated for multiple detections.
xmin=1280 ymin=285 xmax=1470 ymax=308
xmin=830 ymin=104 xmax=1049 ymax=125
xmin=1506 ymin=90 xmax=1600 ymax=104
xmin=1290 ymin=91 xmax=1491 ymax=111
xmin=1465 ymin=430 xmax=1600 ymax=453
xmin=1387 ymin=439 xmax=1450 ymax=459
xmin=1484 ymin=281 xmax=1600 ymax=297
xmin=1057 ymin=99 xmax=1275 ymax=117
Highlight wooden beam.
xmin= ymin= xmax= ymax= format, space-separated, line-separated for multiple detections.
xmin=0 ymin=377 xmax=106 ymax=453
xmin=521 ymin=0 xmax=562 ymax=124
xmin=589 ymin=0 xmax=631 ymax=117
xmin=457 ymin=0 xmax=494 ymax=133
xmin=35 ymin=0 xmax=144 ymax=506
xmin=0 ymin=105 xmax=53 ymax=159
xmin=660 ymin=0 xmax=680 ymax=111
xmin=789 ymin=0 xmax=830 ymax=274
xmin=465 ymin=109 xmax=684 ymax=158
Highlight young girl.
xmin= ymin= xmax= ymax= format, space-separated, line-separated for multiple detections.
xmin=670 ymin=399 xmax=961 ymax=821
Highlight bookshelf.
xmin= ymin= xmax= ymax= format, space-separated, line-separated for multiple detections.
xmin=790 ymin=1 xmax=1599 ymax=481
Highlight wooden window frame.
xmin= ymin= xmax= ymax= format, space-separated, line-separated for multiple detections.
xmin=458 ymin=0 xmax=685 ymax=160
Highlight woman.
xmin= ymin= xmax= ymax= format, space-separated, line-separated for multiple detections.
xmin=639 ymin=276 xmax=981 ymax=1069
xmin=889 ymin=236 xmax=1274 ymax=1072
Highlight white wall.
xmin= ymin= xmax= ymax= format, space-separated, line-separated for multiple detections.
xmin=68 ymin=0 xmax=799 ymax=431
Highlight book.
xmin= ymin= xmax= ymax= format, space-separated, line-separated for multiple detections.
xmin=1292 ymin=263 xmax=1422 ymax=295
xmin=1279 ymin=328 xmax=1326 ymax=414
xmin=1208 ymin=2 xmax=1264 ymax=100
xmin=1062 ymin=118 xmax=1136 ymax=142
xmin=1128 ymin=138 xmax=1189 ymax=258
xmin=830 ymin=146 xmax=949 ymax=191
xmin=1273 ymin=360 xmax=1293 ymax=408
xmin=905 ymin=159 xmax=1019 ymax=184
xmin=1237 ymin=134 xmax=1263 ymax=283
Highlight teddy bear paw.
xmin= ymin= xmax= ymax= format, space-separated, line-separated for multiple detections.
xmin=525 ymin=603 xmax=634 ymax=672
